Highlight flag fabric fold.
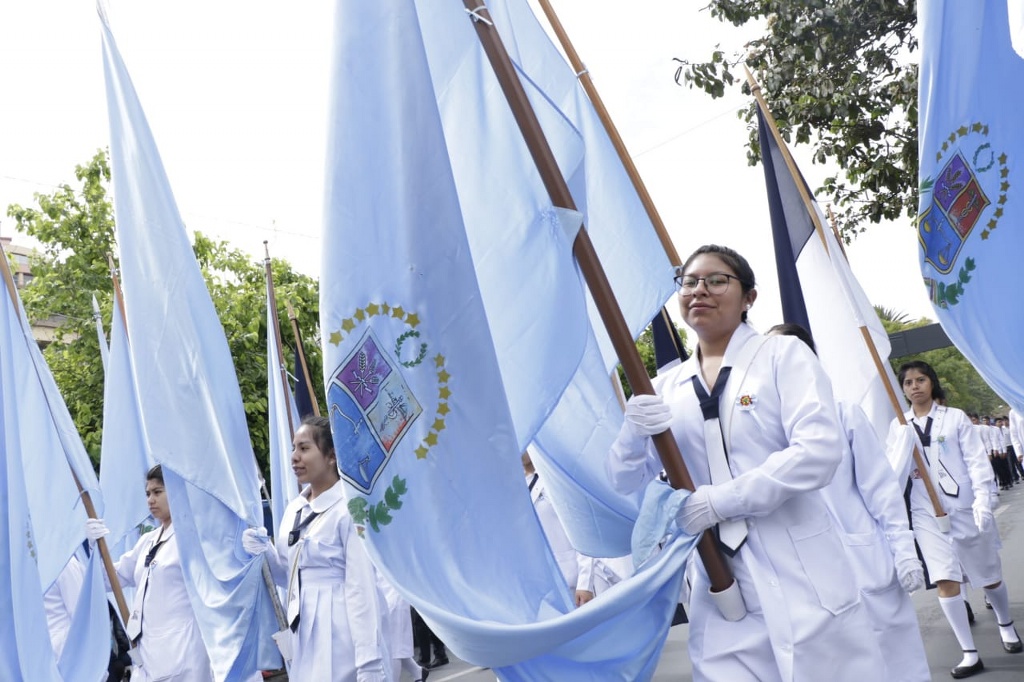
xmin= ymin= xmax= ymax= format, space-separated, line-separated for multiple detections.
xmin=266 ymin=282 xmax=300 ymax=534
xmin=322 ymin=2 xmax=692 ymax=678
xmin=99 ymin=4 xmax=280 ymax=678
xmin=0 ymin=259 xmax=108 ymax=681
xmin=757 ymin=104 xmax=902 ymax=444
xmin=917 ymin=0 xmax=1024 ymax=411
xmin=99 ymin=301 xmax=151 ymax=552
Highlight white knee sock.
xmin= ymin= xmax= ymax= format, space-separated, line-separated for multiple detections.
xmin=939 ymin=594 xmax=979 ymax=665
xmin=984 ymin=583 xmax=1020 ymax=642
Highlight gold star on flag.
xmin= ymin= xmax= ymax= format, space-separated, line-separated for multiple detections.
xmin=433 ymin=418 xmax=446 ymax=432
xmin=425 ymin=432 xmax=438 ymax=446
xmin=947 ymin=133 xmax=956 ymax=144
xmin=354 ymin=308 xmax=366 ymax=321
xmin=957 ymin=126 xmax=968 ymax=137
xmin=406 ymin=312 xmax=420 ymax=327
xmin=366 ymin=302 xmax=380 ymax=316
xmin=1000 ymin=154 xmax=1007 ymax=165
xmin=1001 ymin=168 xmax=1009 ymax=178
xmin=1001 ymin=182 xmax=1010 ymax=192
xmin=381 ymin=303 xmax=391 ymax=314
xmin=995 ymin=207 xmax=1004 ymax=218
xmin=988 ymin=219 xmax=998 ymax=228
xmin=329 ymin=331 xmax=343 ymax=346
xmin=342 ymin=318 xmax=356 ymax=332
xmin=437 ymin=403 xmax=450 ymax=416
xmin=391 ymin=305 xmax=405 ymax=319
xmin=438 ymin=369 xmax=451 ymax=383
xmin=439 ymin=387 xmax=451 ymax=400
xmin=434 ymin=354 xmax=445 ymax=367
xmin=982 ymin=230 xmax=990 ymax=240
xmin=972 ymin=122 xmax=983 ymax=133
xmin=415 ymin=445 xmax=429 ymax=459
xmin=998 ymin=195 xmax=1007 ymax=204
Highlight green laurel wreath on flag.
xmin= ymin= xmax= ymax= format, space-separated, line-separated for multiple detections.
xmin=349 ymin=474 xmax=408 ymax=532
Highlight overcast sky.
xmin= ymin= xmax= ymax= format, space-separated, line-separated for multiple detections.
xmin=0 ymin=0 xmax=935 ymax=329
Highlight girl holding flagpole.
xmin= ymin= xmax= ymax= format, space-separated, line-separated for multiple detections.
xmin=242 ymin=415 xmax=391 ymax=681
xmin=85 ymin=465 xmax=213 ymax=682
xmin=887 ymin=360 xmax=1020 ymax=678
xmin=607 ymin=244 xmax=882 ymax=681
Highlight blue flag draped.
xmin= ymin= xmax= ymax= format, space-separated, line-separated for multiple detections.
xmin=99 ymin=4 xmax=280 ymax=678
xmin=0 ymin=257 xmax=108 ymax=682
xmin=757 ymin=103 xmax=902 ymax=443
xmin=917 ymin=0 xmax=1024 ymax=411
xmin=322 ymin=2 xmax=695 ymax=678
xmin=99 ymin=302 xmax=151 ymax=552
xmin=266 ymin=280 xmax=300 ymax=535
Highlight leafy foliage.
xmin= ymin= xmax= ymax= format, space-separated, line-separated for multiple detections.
xmin=7 ymin=151 xmax=322 ymax=478
xmin=617 ymin=320 xmax=690 ymax=397
xmin=676 ymin=1 xmax=919 ymax=238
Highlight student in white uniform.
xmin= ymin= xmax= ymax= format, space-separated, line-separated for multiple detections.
xmin=522 ymin=451 xmax=596 ymax=607
xmin=767 ymin=323 xmax=930 ymax=682
xmin=43 ymin=554 xmax=85 ymax=661
xmin=1010 ymin=409 xmax=1024 ymax=478
xmin=607 ymin=244 xmax=883 ymax=682
xmin=377 ymin=576 xmax=427 ymax=682
xmin=887 ymin=360 xmax=1021 ymax=678
xmin=86 ymin=465 xmax=213 ymax=682
xmin=243 ymin=415 xmax=390 ymax=681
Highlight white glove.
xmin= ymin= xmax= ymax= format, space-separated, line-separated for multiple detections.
xmin=988 ymin=490 xmax=1000 ymax=510
xmin=676 ymin=486 xmax=723 ymax=535
xmin=624 ymin=394 xmax=673 ymax=438
xmin=896 ymin=557 xmax=925 ymax=593
xmin=85 ymin=518 xmax=110 ymax=543
xmin=241 ymin=527 xmax=271 ymax=556
xmin=973 ymin=497 xmax=994 ymax=533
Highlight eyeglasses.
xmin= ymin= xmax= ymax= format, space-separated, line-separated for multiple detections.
xmin=674 ymin=272 xmax=745 ymax=296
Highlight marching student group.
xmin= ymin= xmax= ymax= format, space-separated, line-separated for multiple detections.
xmin=56 ymin=244 xmax=1021 ymax=681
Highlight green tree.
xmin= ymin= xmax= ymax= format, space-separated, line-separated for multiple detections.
xmin=877 ymin=307 xmax=1006 ymax=415
xmin=7 ymin=151 xmax=322 ymax=477
xmin=677 ymin=1 xmax=918 ymax=237
xmin=617 ymin=320 xmax=691 ymax=398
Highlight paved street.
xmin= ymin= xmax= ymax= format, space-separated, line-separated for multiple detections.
xmin=422 ymin=483 xmax=1024 ymax=681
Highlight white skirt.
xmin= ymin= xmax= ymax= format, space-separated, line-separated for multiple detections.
xmin=911 ymin=506 xmax=1002 ymax=587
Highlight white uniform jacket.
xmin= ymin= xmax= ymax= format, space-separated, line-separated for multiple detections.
xmin=114 ymin=525 xmax=213 ymax=682
xmin=609 ymin=323 xmax=877 ymax=682
xmin=268 ymin=481 xmax=390 ymax=682
xmin=823 ymin=402 xmax=915 ymax=592
xmin=891 ymin=404 xmax=992 ymax=512
xmin=974 ymin=424 xmax=994 ymax=455
xmin=1010 ymin=409 xmax=1024 ymax=456
xmin=528 ymin=473 xmax=595 ymax=594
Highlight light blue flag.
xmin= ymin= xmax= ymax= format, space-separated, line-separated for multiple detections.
xmin=99 ymin=4 xmax=280 ymax=678
xmin=918 ymin=0 xmax=1024 ymax=410
xmin=0 ymin=273 xmax=63 ymax=682
xmin=322 ymin=2 xmax=693 ymax=678
xmin=57 ymin=550 xmax=109 ymax=681
xmin=99 ymin=303 xmax=151 ymax=551
xmin=266 ymin=279 xmax=300 ymax=535
xmin=0 ymin=260 xmax=108 ymax=681
xmin=426 ymin=0 xmax=677 ymax=557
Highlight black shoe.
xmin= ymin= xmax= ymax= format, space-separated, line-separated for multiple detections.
xmin=426 ymin=655 xmax=449 ymax=670
xmin=951 ymin=653 xmax=984 ymax=679
xmin=415 ymin=669 xmax=430 ymax=682
xmin=985 ymin=597 xmax=993 ymax=609
xmin=966 ymin=601 xmax=976 ymax=624
xmin=999 ymin=622 xmax=1023 ymax=653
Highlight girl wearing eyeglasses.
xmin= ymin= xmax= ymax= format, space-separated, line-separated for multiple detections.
xmin=607 ymin=244 xmax=882 ymax=681
xmin=242 ymin=415 xmax=391 ymax=681
xmin=85 ymin=465 xmax=213 ymax=681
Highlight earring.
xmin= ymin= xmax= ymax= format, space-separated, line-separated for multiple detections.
xmin=744 ymin=304 xmax=751 ymax=310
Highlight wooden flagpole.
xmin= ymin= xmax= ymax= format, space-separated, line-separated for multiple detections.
xmin=745 ymin=67 xmax=948 ymax=522
xmin=0 ymin=243 xmax=131 ymax=624
xmin=463 ymin=2 xmax=734 ymax=593
xmin=285 ymin=300 xmax=320 ymax=417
